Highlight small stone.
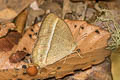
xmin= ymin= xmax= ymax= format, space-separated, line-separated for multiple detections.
xmin=26 ymin=65 xmax=38 ymax=76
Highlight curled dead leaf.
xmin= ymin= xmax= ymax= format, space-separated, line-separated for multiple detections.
xmin=9 ymin=51 xmax=27 ymax=63
xmin=0 ymin=8 xmax=17 ymax=20
xmin=15 ymin=9 xmax=28 ymax=33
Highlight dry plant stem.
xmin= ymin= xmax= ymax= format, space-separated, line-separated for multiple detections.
xmin=95 ymin=3 xmax=102 ymax=12
xmin=62 ymin=0 xmax=71 ymax=19
xmin=81 ymin=2 xmax=88 ymax=20
xmin=15 ymin=9 xmax=28 ymax=33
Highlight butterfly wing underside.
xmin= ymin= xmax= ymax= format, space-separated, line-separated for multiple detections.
xmin=32 ymin=13 xmax=76 ymax=68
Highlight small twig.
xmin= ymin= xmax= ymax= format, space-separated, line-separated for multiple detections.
xmin=81 ymin=2 xmax=88 ymax=20
xmin=95 ymin=3 xmax=103 ymax=12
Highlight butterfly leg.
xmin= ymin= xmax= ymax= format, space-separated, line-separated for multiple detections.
xmin=77 ymin=52 xmax=83 ymax=58
xmin=63 ymin=56 xmax=67 ymax=64
xmin=81 ymin=2 xmax=88 ymax=20
xmin=74 ymin=49 xmax=83 ymax=58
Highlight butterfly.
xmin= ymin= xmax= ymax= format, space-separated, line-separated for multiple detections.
xmin=32 ymin=13 xmax=77 ymax=68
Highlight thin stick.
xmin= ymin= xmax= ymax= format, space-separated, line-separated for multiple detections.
xmin=81 ymin=2 xmax=88 ymax=20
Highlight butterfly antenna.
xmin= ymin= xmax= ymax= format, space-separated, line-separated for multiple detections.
xmin=76 ymin=33 xmax=87 ymax=43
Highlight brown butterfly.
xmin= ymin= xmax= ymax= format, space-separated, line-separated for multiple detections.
xmin=32 ymin=13 xmax=77 ymax=68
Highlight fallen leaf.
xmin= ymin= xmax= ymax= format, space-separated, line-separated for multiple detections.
xmin=0 ymin=31 xmax=21 ymax=52
xmin=65 ymin=19 xmax=110 ymax=53
xmin=72 ymin=60 xmax=112 ymax=80
xmin=0 ymin=8 xmax=17 ymax=20
xmin=9 ymin=51 xmax=28 ymax=63
xmin=0 ymin=38 xmax=13 ymax=52
xmin=0 ymin=0 xmax=34 ymax=22
xmin=5 ymin=31 xmax=22 ymax=45
xmin=15 ymin=9 xmax=28 ymax=33
xmin=0 ymin=18 xmax=111 ymax=79
xmin=12 ymin=23 xmax=40 ymax=54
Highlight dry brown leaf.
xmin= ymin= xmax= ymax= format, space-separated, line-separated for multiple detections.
xmin=62 ymin=0 xmax=71 ymax=19
xmin=5 ymin=31 xmax=22 ymax=45
xmin=0 ymin=28 xmax=21 ymax=52
xmin=36 ymin=19 xmax=110 ymax=79
xmin=39 ymin=48 xmax=110 ymax=79
xmin=9 ymin=51 xmax=28 ymax=63
xmin=0 ymin=31 xmax=23 ymax=70
xmin=0 ymin=8 xmax=17 ymax=20
xmin=0 ymin=23 xmax=21 ymax=52
xmin=72 ymin=60 xmax=112 ymax=80
xmin=0 ymin=19 xmax=110 ymax=79
xmin=0 ymin=48 xmax=110 ymax=80
xmin=65 ymin=19 xmax=110 ymax=53
xmin=8 ymin=23 xmax=40 ymax=64
xmin=11 ymin=23 xmax=40 ymax=56
xmin=0 ymin=38 xmax=13 ymax=52
xmin=0 ymin=0 xmax=34 ymax=22
xmin=15 ymin=9 xmax=28 ymax=33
